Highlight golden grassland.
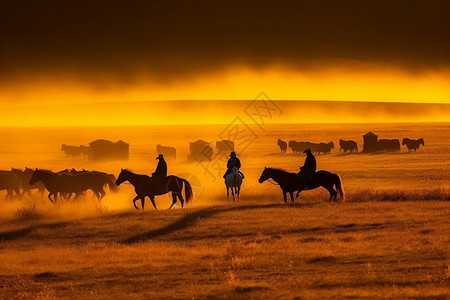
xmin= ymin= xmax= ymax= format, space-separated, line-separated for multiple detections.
xmin=0 ymin=122 xmax=449 ymax=299
xmin=1 ymin=200 xmax=449 ymax=299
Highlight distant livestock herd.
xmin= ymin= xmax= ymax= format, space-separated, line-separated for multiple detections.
xmin=278 ymin=132 xmax=424 ymax=155
xmin=62 ymin=139 xmax=235 ymax=162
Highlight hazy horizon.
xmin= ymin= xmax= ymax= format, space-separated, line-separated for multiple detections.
xmin=2 ymin=99 xmax=450 ymax=127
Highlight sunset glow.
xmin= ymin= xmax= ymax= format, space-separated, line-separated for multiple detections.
xmin=1 ymin=65 xmax=449 ymax=126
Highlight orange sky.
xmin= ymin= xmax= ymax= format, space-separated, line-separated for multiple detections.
xmin=2 ymin=1 xmax=450 ymax=126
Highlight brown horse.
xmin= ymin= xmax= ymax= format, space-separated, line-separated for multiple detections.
xmin=258 ymin=167 xmax=344 ymax=203
xmin=115 ymin=169 xmax=193 ymax=210
xmin=0 ymin=172 xmax=21 ymax=199
xmin=30 ymin=169 xmax=117 ymax=203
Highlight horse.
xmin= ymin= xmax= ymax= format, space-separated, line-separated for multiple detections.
xmin=339 ymin=139 xmax=358 ymax=153
xmin=0 ymin=171 xmax=21 ymax=199
xmin=277 ymin=139 xmax=287 ymax=153
xmin=11 ymin=167 xmax=46 ymax=197
xmin=402 ymin=138 xmax=424 ymax=152
xmin=225 ymin=166 xmax=243 ymax=201
xmin=30 ymin=169 xmax=117 ymax=203
xmin=115 ymin=169 xmax=193 ymax=210
xmin=258 ymin=167 xmax=344 ymax=203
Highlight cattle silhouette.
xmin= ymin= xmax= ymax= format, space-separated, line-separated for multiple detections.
xmin=402 ymin=138 xmax=424 ymax=152
xmin=377 ymin=139 xmax=400 ymax=152
xmin=277 ymin=139 xmax=287 ymax=153
xmin=89 ymin=140 xmax=129 ymax=161
xmin=339 ymin=139 xmax=358 ymax=153
xmin=156 ymin=145 xmax=177 ymax=159
xmin=289 ymin=141 xmax=333 ymax=154
xmin=189 ymin=140 xmax=213 ymax=161
xmin=61 ymin=144 xmax=81 ymax=157
xmin=289 ymin=141 xmax=307 ymax=153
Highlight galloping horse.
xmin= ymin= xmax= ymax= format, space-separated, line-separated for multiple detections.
xmin=225 ymin=166 xmax=243 ymax=201
xmin=0 ymin=172 xmax=21 ymax=199
xmin=115 ymin=169 xmax=193 ymax=210
xmin=258 ymin=167 xmax=345 ymax=203
xmin=30 ymin=169 xmax=117 ymax=203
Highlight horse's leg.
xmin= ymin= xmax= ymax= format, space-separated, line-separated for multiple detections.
xmin=132 ymin=195 xmax=140 ymax=210
xmin=236 ymin=185 xmax=240 ymax=202
xmin=326 ymin=186 xmax=337 ymax=202
xmin=141 ymin=196 xmax=145 ymax=210
xmin=178 ymin=192 xmax=185 ymax=208
xmin=150 ymin=196 xmax=157 ymax=211
xmin=169 ymin=193 xmax=177 ymax=209
xmin=289 ymin=191 xmax=295 ymax=203
xmin=98 ymin=188 xmax=106 ymax=200
xmin=282 ymin=190 xmax=287 ymax=203
xmin=226 ymin=186 xmax=229 ymax=200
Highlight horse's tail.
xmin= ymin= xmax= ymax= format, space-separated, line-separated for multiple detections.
xmin=106 ymin=177 xmax=119 ymax=193
xmin=334 ymin=173 xmax=345 ymax=203
xmin=182 ymin=179 xmax=193 ymax=204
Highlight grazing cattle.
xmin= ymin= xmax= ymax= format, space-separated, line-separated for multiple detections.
xmin=0 ymin=171 xmax=21 ymax=198
xmin=79 ymin=145 xmax=91 ymax=158
xmin=339 ymin=139 xmax=358 ymax=153
xmin=89 ymin=140 xmax=129 ymax=161
xmin=189 ymin=140 xmax=213 ymax=161
xmin=216 ymin=140 xmax=235 ymax=153
xmin=289 ymin=141 xmax=307 ymax=153
xmin=277 ymin=139 xmax=287 ymax=153
xmin=402 ymin=138 xmax=424 ymax=152
xmin=289 ymin=141 xmax=333 ymax=154
xmin=156 ymin=144 xmax=177 ymax=159
xmin=377 ymin=139 xmax=400 ymax=152
xmin=61 ymin=144 xmax=81 ymax=157
xmin=317 ymin=142 xmax=334 ymax=154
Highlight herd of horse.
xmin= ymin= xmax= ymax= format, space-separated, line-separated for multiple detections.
xmin=278 ymin=137 xmax=424 ymax=154
xmin=0 ymin=164 xmax=344 ymax=209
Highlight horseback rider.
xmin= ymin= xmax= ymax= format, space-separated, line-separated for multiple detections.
xmin=223 ymin=151 xmax=244 ymax=179
xmin=297 ymin=148 xmax=316 ymax=190
xmin=152 ymin=154 xmax=167 ymax=186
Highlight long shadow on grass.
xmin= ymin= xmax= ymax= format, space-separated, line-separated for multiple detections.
xmin=0 ymin=221 xmax=73 ymax=242
xmin=121 ymin=203 xmax=314 ymax=244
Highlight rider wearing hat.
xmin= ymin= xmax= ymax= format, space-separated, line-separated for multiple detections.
xmin=223 ymin=151 xmax=244 ymax=179
xmin=152 ymin=154 xmax=167 ymax=185
xmin=297 ymin=148 xmax=316 ymax=189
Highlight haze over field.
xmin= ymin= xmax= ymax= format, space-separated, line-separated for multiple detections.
xmin=1 ymin=1 xmax=450 ymax=298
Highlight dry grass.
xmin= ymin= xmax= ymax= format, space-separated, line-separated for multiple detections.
xmin=0 ymin=200 xmax=449 ymax=299
xmin=0 ymin=123 xmax=449 ymax=298
xmin=348 ymin=188 xmax=450 ymax=202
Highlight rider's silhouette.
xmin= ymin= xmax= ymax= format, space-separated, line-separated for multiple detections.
xmin=223 ymin=151 xmax=244 ymax=179
xmin=152 ymin=154 xmax=167 ymax=185
xmin=297 ymin=148 xmax=316 ymax=189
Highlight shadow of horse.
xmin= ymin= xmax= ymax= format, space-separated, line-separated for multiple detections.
xmin=120 ymin=203 xmax=315 ymax=244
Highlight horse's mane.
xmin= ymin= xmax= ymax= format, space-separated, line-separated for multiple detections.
xmin=265 ymin=167 xmax=290 ymax=174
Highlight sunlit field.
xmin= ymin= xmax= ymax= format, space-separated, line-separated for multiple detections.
xmin=1 ymin=122 xmax=449 ymax=299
